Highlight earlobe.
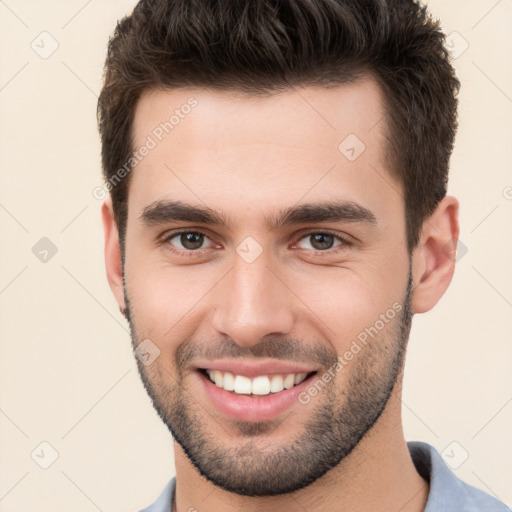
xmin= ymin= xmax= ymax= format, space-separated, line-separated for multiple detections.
xmin=411 ymin=196 xmax=460 ymax=314
xmin=101 ymin=196 xmax=126 ymax=313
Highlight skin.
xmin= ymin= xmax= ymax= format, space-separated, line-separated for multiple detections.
xmin=102 ymin=77 xmax=459 ymax=512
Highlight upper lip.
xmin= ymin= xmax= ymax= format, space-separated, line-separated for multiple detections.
xmin=195 ymin=359 xmax=319 ymax=378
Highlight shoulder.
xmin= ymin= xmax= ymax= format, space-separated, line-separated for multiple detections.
xmin=138 ymin=478 xmax=176 ymax=512
xmin=408 ymin=441 xmax=510 ymax=512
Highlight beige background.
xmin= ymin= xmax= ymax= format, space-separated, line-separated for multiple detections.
xmin=0 ymin=1 xmax=511 ymax=510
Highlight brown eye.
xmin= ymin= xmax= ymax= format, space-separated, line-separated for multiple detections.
xmin=164 ymin=231 xmax=212 ymax=252
xmin=179 ymin=232 xmax=204 ymax=250
xmin=308 ymin=233 xmax=335 ymax=250
xmin=296 ymin=231 xmax=347 ymax=252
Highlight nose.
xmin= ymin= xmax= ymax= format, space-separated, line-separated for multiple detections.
xmin=211 ymin=252 xmax=296 ymax=348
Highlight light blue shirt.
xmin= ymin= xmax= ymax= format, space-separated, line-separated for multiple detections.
xmin=139 ymin=441 xmax=510 ymax=511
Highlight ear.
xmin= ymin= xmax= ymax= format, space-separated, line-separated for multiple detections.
xmin=101 ymin=196 xmax=126 ymax=315
xmin=411 ymin=195 xmax=460 ymax=314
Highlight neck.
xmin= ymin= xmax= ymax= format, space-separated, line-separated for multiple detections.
xmin=173 ymin=388 xmax=429 ymax=512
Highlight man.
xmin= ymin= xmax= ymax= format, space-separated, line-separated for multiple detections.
xmin=97 ymin=1 xmax=509 ymax=511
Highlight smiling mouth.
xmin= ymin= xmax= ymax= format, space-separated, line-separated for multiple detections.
xmin=198 ymin=368 xmax=318 ymax=396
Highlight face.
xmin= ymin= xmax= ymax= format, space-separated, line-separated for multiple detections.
xmin=120 ymin=79 xmax=414 ymax=496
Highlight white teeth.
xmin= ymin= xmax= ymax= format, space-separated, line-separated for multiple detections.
xmin=294 ymin=372 xmax=308 ymax=385
xmin=222 ymin=371 xmax=235 ymax=391
xmin=233 ymin=375 xmax=252 ymax=394
xmin=213 ymin=370 xmax=223 ymax=387
xmin=283 ymin=374 xmax=295 ymax=389
xmin=269 ymin=375 xmax=284 ymax=392
xmin=251 ymin=376 xmax=271 ymax=395
xmin=205 ymin=370 xmax=312 ymax=395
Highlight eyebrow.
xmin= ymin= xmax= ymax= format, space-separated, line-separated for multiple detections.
xmin=139 ymin=199 xmax=377 ymax=231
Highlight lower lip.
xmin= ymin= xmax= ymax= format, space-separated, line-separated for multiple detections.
xmin=197 ymin=370 xmax=317 ymax=422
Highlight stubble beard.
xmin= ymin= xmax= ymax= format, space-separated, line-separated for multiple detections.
xmin=124 ymin=265 xmax=414 ymax=496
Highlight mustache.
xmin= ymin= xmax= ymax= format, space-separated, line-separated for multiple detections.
xmin=175 ymin=336 xmax=338 ymax=372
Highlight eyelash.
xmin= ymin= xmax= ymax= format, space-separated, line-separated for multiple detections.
xmin=160 ymin=229 xmax=353 ymax=258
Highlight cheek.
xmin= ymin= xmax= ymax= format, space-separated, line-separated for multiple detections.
xmin=289 ymin=265 xmax=404 ymax=345
xmin=125 ymin=239 xmax=408 ymax=353
xmin=125 ymin=255 xmax=210 ymax=346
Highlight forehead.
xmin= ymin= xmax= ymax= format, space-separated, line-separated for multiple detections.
xmin=132 ymin=78 xmax=386 ymax=149
xmin=128 ymin=79 xmax=401 ymax=230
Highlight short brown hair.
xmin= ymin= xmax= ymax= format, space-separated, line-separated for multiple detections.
xmin=97 ymin=0 xmax=460 ymax=255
